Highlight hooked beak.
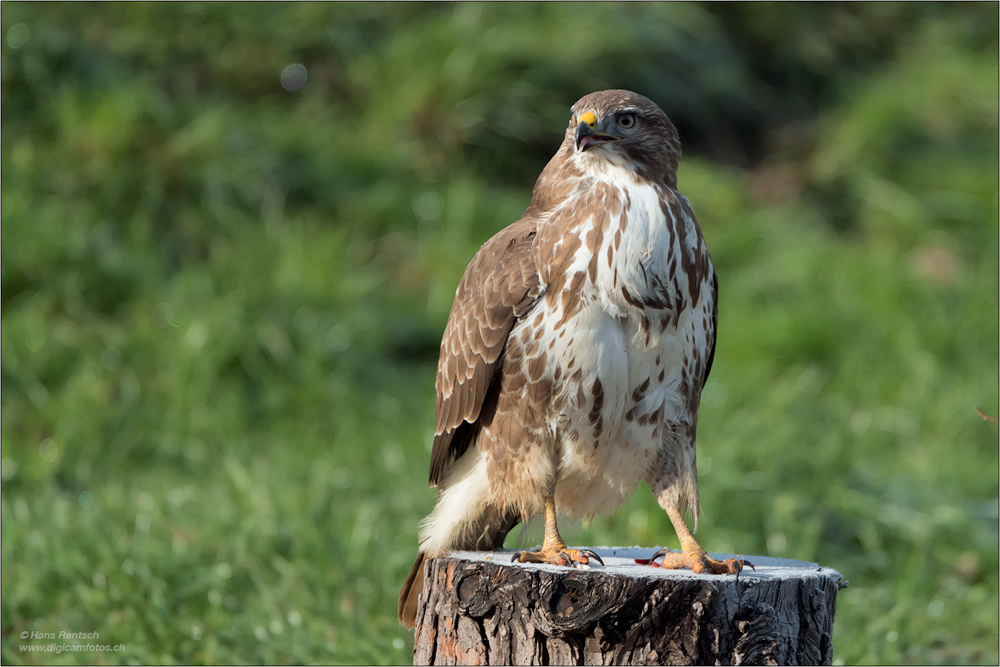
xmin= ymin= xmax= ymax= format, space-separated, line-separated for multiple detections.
xmin=576 ymin=111 xmax=620 ymax=152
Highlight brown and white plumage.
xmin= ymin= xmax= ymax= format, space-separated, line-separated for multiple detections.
xmin=400 ymin=90 xmax=740 ymax=629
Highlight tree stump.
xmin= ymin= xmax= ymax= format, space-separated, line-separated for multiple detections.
xmin=412 ymin=547 xmax=846 ymax=666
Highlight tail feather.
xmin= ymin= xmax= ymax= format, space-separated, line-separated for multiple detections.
xmin=398 ymin=504 xmax=519 ymax=628
xmin=400 ymin=447 xmax=521 ymax=628
xmin=398 ymin=552 xmax=426 ymax=629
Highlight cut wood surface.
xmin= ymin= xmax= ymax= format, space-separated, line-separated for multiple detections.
xmin=412 ymin=547 xmax=846 ymax=666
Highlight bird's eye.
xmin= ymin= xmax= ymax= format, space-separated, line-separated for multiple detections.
xmin=617 ymin=113 xmax=636 ymax=129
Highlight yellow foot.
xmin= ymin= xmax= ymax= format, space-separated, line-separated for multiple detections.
xmin=512 ymin=547 xmax=604 ymax=568
xmin=649 ymin=547 xmax=754 ymax=581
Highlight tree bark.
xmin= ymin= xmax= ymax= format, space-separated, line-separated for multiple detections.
xmin=412 ymin=548 xmax=846 ymax=666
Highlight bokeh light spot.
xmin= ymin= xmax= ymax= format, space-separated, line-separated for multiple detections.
xmin=184 ymin=322 xmax=209 ymax=352
xmin=325 ymin=325 xmax=352 ymax=353
xmin=79 ymin=491 xmax=94 ymax=509
xmin=766 ymin=532 xmax=787 ymax=555
xmin=153 ymin=302 xmax=173 ymax=328
xmin=39 ymin=439 xmax=58 ymax=462
xmin=7 ymin=23 xmax=29 ymax=49
xmin=281 ymin=64 xmax=308 ymax=91
xmin=414 ymin=192 xmax=443 ymax=221
xmin=701 ymin=379 xmax=728 ymax=409
xmin=1 ymin=458 xmax=18 ymax=481
xmin=28 ymin=383 xmax=48 ymax=408
xmin=25 ymin=330 xmax=44 ymax=351
xmin=333 ymin=467 xmax=353 ymax=489
xmin=102 ymin=347 xmax=122 ymax=371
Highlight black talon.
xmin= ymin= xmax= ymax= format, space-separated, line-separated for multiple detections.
xmin=650 ymin=547 xmax=672 ymax=564
xmin=733 ymin=558 xmax=755 ymax=584
xmin=581 ymin=550 xmax=604 ymax=566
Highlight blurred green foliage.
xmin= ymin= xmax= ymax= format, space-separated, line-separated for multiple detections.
xmin=2 ymin=3 xmax=997 ymax=664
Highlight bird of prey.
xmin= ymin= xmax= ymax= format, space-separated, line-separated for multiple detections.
xmin=399 ymin=90 xmax=749 ymax=628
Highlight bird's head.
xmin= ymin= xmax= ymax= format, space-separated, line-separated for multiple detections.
xmin=567 ymin=90 xmax=681 ymax=187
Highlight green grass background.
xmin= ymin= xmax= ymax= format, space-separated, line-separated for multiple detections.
xmin=2 ymin=3 xmax=997 ymax=664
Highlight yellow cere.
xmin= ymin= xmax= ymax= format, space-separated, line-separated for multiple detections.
xmin=578 ymin=111 xmax=597 ymax=127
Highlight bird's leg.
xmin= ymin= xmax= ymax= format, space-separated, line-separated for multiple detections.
xmin=650 ymin=500 xmax=753 ymax=579
xmin=511 ymin=494 xmax=603 ymax=568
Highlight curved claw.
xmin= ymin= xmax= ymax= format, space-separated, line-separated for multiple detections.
xmin=578 ymin=549 xmax=605 ymax=567
xmin=650 ymin=547 xmax=674 ymax=564
xmin=732 ymin=557 xmax=755 ymax=584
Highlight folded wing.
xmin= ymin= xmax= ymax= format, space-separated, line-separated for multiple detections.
xmin=428 ymin=219 xmax=541 ymax=487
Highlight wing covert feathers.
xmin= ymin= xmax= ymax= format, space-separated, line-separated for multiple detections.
xmin=427 ymin=220 xmax=540 ymax=487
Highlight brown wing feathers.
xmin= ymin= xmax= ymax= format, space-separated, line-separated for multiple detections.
xmin=427 ymin=221 xmax=540 ymax=487
xmin=703 ymin=271 xmax=718 ymax=388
